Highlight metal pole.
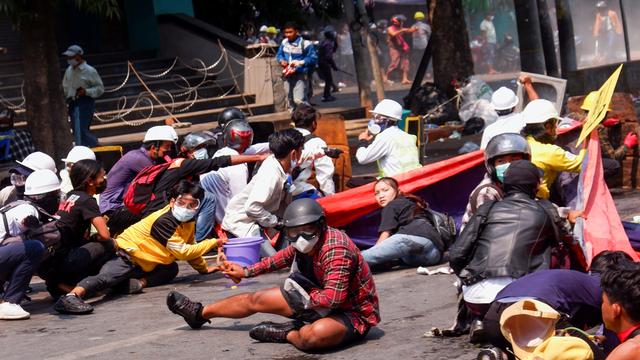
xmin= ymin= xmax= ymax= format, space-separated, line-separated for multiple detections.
xmin=618 ymin=0 xmax=631 ymax=62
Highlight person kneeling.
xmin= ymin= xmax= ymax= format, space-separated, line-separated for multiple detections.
xmin=54 ymin=180 xmax=223 ymax=314
xmin=167 ymin=198 xmax=380 ymax=351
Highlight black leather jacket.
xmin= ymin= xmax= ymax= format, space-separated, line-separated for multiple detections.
xmin=449 ymin=192 xmax=567 ymax=284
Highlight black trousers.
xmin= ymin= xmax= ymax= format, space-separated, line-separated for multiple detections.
xmin=78 ymin=253 xmax=178 ymax=297
xmin=43 ymin=241 xmax=115 ymax=297
xmin=317 ymin=64 xmax=334 ymax=98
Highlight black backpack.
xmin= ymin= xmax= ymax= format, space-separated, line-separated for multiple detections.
xmin=0 ymin=200 xmax=61 ymax=261
xmin=425 ymin=208 xmax=457 ymax=251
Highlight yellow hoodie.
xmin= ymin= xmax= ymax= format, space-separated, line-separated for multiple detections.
xmin=527 ymin=136 xmax=586 ymax=199
xmin=115 ymin=204 xmax=218 ymax=273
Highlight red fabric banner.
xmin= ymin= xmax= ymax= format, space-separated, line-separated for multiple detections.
xmin=318 ymin=150 xmax=485 ymax=227
xmin=580 ymin=132 xmax=639 ymax=264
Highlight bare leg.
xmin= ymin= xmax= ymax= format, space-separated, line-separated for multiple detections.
xmin=201 ymin=287 xmax=293 ymax=319
xmin=286 ymin=315 xmax=349 ymax=351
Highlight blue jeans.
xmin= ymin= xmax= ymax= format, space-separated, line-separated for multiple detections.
xmin=69 ymin=96 xmax=98 ymax=147
xmin=195 ymin=192 xmax=216 ymax=242
xmin=283 ymin=73 xmax=307 ymax=109
xmin=0 ymin=240 xmax=45 ymax=303
xmin=361 ymin=233 xmax=441 ymax=267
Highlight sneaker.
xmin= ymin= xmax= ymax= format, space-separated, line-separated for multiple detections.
xmin=337 ymin=82 xmax=346 ymax=88
xmin=0 ymin=302 xmax=30 ymax=320
xmin=114 ymin=279 xmax=144 ymax=295
xmin=53 ymin=294 xmax=94 ymax=315
xmin=318 ymin=82 xmax=326 ymax=87
xmin=249 ymin=321 xmax=303 ymax=343
xmin=321 ymin=96 xmax=336 ymax=102
xmin=166 ymin=291 xmax=210 ymax=329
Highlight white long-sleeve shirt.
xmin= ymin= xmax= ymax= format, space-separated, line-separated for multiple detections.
xmin=356 ymin=126 xmax=421 ymax=177
xmin=200 ymin=143 xmax=270 ymax=224
xmin=221 ymin=155 xmax=290 ymax=237
xmin=294 ymin=128 xmax=335 ymax=196
xmin=62 ymin=62 xmax=104 ymax=99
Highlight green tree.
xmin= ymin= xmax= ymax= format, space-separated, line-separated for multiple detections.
xmin=0 ymin=0 xmax=118 ymax=162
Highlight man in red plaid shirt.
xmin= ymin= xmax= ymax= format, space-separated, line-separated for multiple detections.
xmin=167 ymin=198 xmax=380 ymax=351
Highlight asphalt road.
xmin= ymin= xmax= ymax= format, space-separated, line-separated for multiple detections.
xmin=0 ymin=264 xmax=479 ymax=360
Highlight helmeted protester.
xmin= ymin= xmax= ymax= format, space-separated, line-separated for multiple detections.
xmin=166 ymin=198 xmax=380 ymax=352
xmin=450 ymin=160 xmax=572 ymax=343
xmin=178 ymin=131 xmax=215 ymax=160
xmin=40 ymin=159 xmax=114 ymax=298
xmin=461 ymin=133 xmax=531 ymax=231
xmin=356 ymin=99 xmax=421 ymax=177
xmin=210 ymin=107 xmax=247 ymax=150
xmin=200 ymin=120 xmax=269 ymax=227
xmin=580 ymin=91 xmax=638 ymax=185
xmin=0 ymin=151 xmax=57 ymax=207
xmin=276 ymin=21 xmax=318 ymax=110
xmin=222 ymin=129 xmax=305 ymax=257
xmin=99 ymin=125 xmax=178 ymax=235
xmin=361 ymin=177 xmax=443 ymax=268
xmin=521 ymin=99 xmax=586 ymax=199
xmin=59 ymin=146 xmax=96 ymax=194
xmin=53 ymin=180 xmax=223 ymax=315
xmin=0 ymin=169 xmax=60 ymax=320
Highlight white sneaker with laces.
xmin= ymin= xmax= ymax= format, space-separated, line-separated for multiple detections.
xmin=337 ymin=82 xmax=347 ymax=88
xmin=0 ymin=302 xmax=30 ymax=320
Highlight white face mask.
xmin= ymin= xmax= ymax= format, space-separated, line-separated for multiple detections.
xmin=292 ymin=234 xmax=320 ymax=253
xmin=193 ymin=148 xmax=208 ymax=160
xmin=171 ymin=205 xmax=197 ymax=222
xmin=67 ymin=59 xmax=80 ymax=67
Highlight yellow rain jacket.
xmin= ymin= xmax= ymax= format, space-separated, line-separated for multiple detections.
xmin=115 ymin=204 xmax=219 ymax=273
xmin=527 ymin=136 xmax=586 ymax=199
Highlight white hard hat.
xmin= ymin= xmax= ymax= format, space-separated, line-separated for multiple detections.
xmin=17 ymin=151 xmax=57 ymax=173
xmin=522 ymin=99 xmax=559 ymax=124
xmin=372 ymin=99 xmax=403 ymax=121
xmin=61 ymin=146 xmax=96 ymax=164
xmin=491 ymin=87 xmax=519 ymax=111
xmin=143 ymin=125 xmax=178 ymax=143
xmin=259 ymin=25 xmax=268 ymax=32
xmin=24 ymin=169 xmax=60 ymax=196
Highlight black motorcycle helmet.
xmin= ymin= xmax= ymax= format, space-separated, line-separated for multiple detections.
xmin=282 ymin=198 xmax=327 ymax=243
xmin=218 ymin=107 xmax=246 ymax=129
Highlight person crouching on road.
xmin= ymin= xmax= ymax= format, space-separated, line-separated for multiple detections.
xmin=361 ymin=177 xmax=442 ymax=268
xmin=53 ymin=180 xmax=224 ymax=315
xmin=167 ymin=198 xmax=380 ymax=352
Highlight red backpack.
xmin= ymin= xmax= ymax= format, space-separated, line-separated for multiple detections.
xmin=123 ymin=158 xmax=184 ymax=215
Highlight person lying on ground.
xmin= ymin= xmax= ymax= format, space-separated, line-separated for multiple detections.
xmin=53 ymin=180 xmax=224 ymax=315
xmin=167 ymin=198 xmax=380 ymax=352
xmin=600 ymin=264 xmax=640 ymax=360
xmin=450 ymin=159 xmax=578 ymax=344
xmin=361 ymin=177 xmax=443 ymax=269
xmin=41 ymin=160 xmax=114 ymax=298
xmin=484 ymin=251 xmax=634 ymax=359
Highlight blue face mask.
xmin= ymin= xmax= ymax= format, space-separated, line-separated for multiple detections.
xmin=495 ymin=163 xmax=510 ymax=183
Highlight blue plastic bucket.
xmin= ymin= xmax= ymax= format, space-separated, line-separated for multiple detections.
xmin=223 ymin=237 xmax=263 ymax=267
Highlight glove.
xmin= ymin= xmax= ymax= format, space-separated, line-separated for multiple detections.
xmin=624 ymin=132 xmax=638 ymax=149
xmin=602 ymin=117 xmax=620 ymax=127
xmin=323 ymin=147 xmax=343 ymax=159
